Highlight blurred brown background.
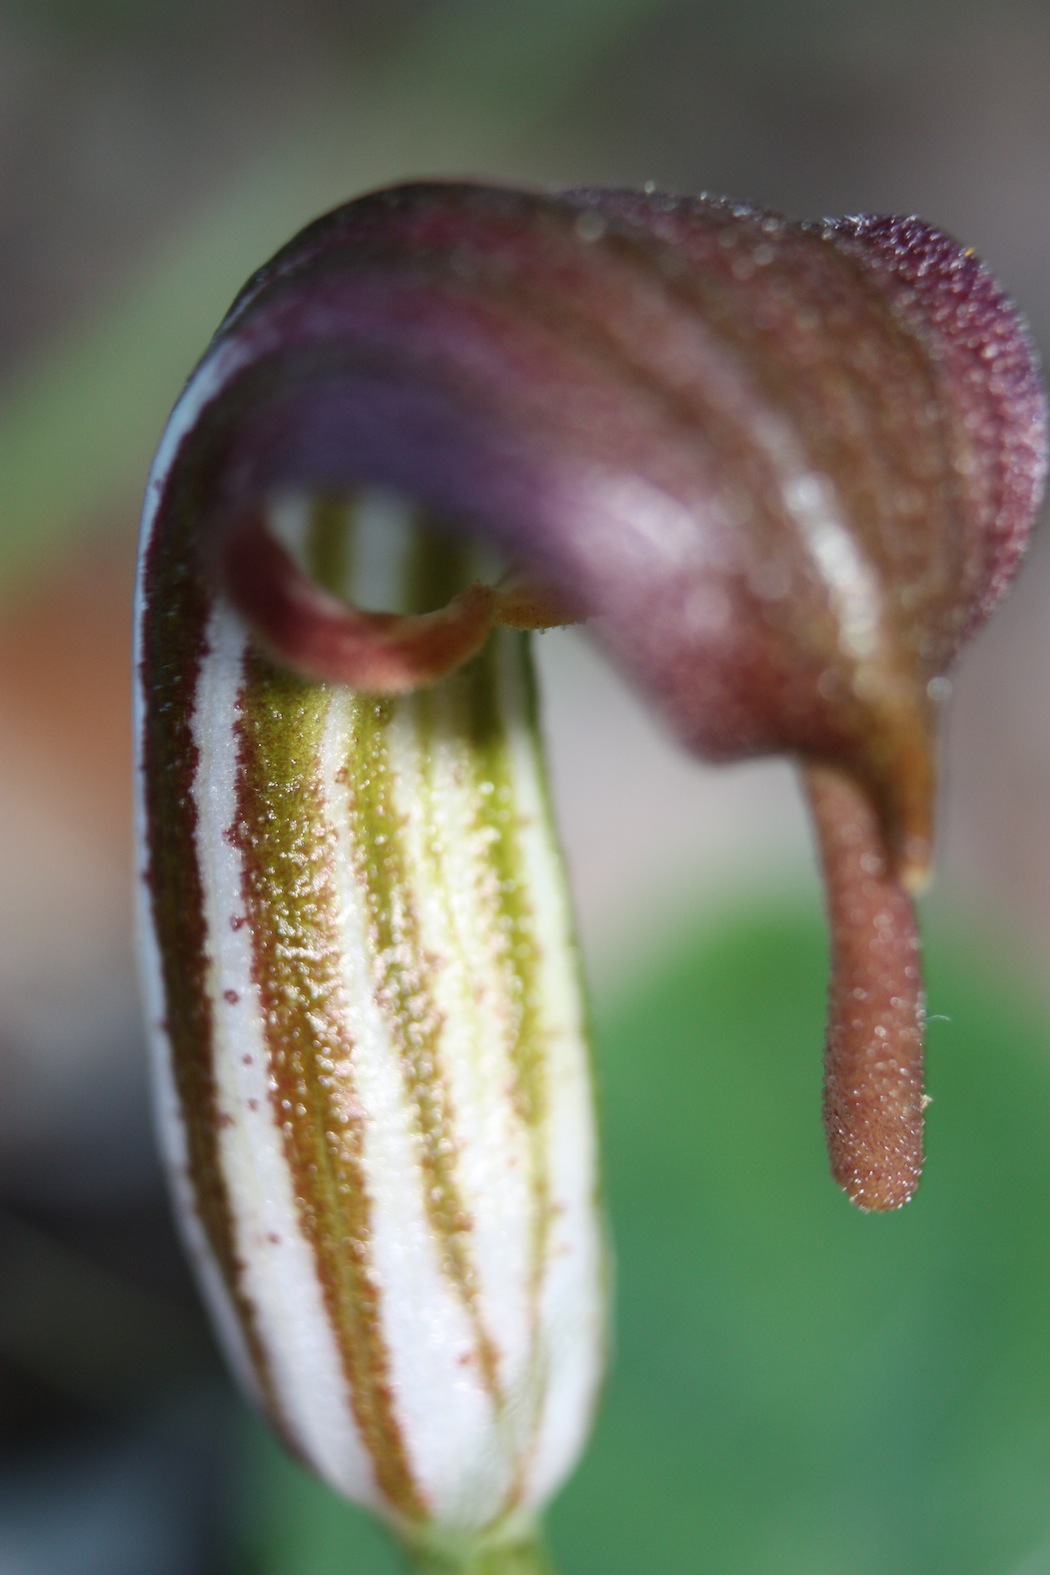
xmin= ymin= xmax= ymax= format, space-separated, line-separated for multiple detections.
xmin=1 ymin=1 xmax=1049 ymax=1570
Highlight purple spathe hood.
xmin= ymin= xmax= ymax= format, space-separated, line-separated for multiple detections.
xmin=138 ymin=179 xmax=1048 ymax=1214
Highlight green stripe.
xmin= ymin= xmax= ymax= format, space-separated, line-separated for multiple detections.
xmin=463 ymin=632 xmax=553 ymax=1497
xmin=407 ymin=623 xmax=559 ymax=1516
xmin=467 ymin=635 xmax=550 ymax=1136
xmin=316 ymin=504 xmax=506 ymax=1401
xmin=410 ymin=630 xmax=550 ymax=1140
xmin=305 ymin=494 xmax=355 ymax=595
xmin=269 ymin=493 xmax=559 ymax=1431
xmin=341 ymin=686 xmax=503 ymax=1402
xmin=405 ymin=516 xmax=478 ymax=613
xmin=233 ymin=645 xmax=426 ymax=1521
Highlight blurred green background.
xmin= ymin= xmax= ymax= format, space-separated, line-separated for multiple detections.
xmin=3 ymin=1 xmax=1050 ymax=1571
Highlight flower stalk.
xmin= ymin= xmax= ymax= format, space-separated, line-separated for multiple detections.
xmin=409 ymin=1533 xmax=556 ymax=1575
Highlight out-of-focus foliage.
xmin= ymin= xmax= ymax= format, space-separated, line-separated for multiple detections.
xmin=0 ymin=0 xmax=668 ymax=591
xmin=243 ymin=902 xmax=1050 ymax=1575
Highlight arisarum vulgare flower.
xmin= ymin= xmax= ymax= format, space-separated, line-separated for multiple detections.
xmin=135 ymin=181 xmax=1047 ymax=1572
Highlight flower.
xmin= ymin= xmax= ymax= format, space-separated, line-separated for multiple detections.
xmin=135 ymin=182 xmax=1046 ymax=1565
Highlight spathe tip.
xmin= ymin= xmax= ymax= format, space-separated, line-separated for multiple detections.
xmin=899 ymin=847 xmax=933 ymax=899
xmin=856 ymin=665 xmax=938 ymax=898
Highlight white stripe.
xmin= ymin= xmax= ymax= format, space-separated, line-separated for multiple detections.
xmin=132 ymin=382 xmax=264 ymax=1420
xmin=780 ymin=469 xmax=881 ymax=663
xmin=266 ymin=492 xmax=315 ymax=559
xmin=317 ymin=500 xmax=521 ymax=1523
xmin=138 ymin=337 xmax=251 ymax=563
xmin=134 ymin=848 xmax=263 ymax=1415
xmin=192 ymin=602 xmax=379 ymax=1508
xmin=351 ymin=488 xmax=423 ymax=609
xmin=501 ymin=632 xmax=605 ymax=1506
xmin=321 ymin=687 xmax=505 ymax=1526
xmin=390 ymin=673 xmax=535 ymax=1404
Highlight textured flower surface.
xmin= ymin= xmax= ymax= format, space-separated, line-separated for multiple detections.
xmin=135 ymin=181 xmax=1046 ymax=1569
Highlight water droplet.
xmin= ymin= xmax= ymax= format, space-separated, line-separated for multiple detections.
xmin=575 ymin=210 xmax=607 ymax=243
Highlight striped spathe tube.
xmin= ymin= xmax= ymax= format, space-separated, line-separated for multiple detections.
xmin=135 ymin=484 xmax=604 ymax=1571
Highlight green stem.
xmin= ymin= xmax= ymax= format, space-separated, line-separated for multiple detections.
xmin=408 ymin=1533 xmax=556 ymax=1575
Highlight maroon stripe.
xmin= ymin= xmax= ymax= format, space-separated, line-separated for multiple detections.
xmin=138 ymin=490 xmax=282 ymax=1421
